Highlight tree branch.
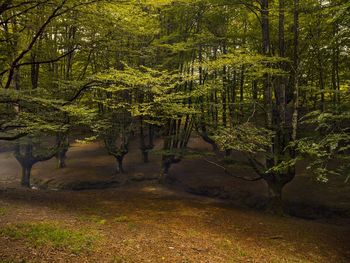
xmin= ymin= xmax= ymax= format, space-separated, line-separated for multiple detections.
xmin=0 ymin=132 xmax=27 ymax=141
xmin=63 ymin=81 xmax=97 ymax=106
xmin=4 ymin=0 xmax=68 ymax=89
xmin=0 ymin=48 xmax=77 ymax=76
xmin=203 ymin=158 xmax=263 ymax=182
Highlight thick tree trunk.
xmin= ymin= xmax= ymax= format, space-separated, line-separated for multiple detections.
xmin=267 ymin=181 xmax=283 ymax=215
xmin=21 ymin=165 xmax=32 ymax=188
xmin=57 ymin=151 xmax=67 ymax=168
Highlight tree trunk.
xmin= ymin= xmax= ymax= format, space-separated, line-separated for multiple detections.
xmin=115 ymin=157 xmax=125 ymax=174
xmin=159 ymin=159 xmax=171 ymax=184
xmin=142 ymin=150 xmax=149 ymax=163
xmin=21 ymin=165 xmax=32 ymax=188
xmin=57 ymin=151 xmax=67 ymax=168
xmin=56 ymin=132 xmax=69 ymax=169
xmin=252 ymin=80 xmax=258 ymax=100
xmin=267 ymin=181 xmax=283 ymax=215
xmin=261 ymin=0 xmax=272 ymax=128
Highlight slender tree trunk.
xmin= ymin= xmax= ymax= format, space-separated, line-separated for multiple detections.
xmin=115 ymin=157 xmax=125 ymax=174
xmin=239 ymin=65 xmax=245 ymax=117
xmin=292 ymin=0 xmax=299 ymax=144
xmin=160 ymin=159 xmax=171 ymax=183
xmin=261 ymin=0 xmax=272 ymax=128
xmin=252 ymin=80 xmax=258 ymax=101
xmin=222 ymin=43 xmax=227 ymax=127
xmin=229 ymin=70 xmax=237 ymax=125
xmin=332 ymin=22 xmax=340 ymax=108
xmin=142 ymin=151 xmax=149 ymax=163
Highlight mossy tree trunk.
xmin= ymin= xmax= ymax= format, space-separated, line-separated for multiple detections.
xmin=15 ymin=141 xmax=59 ymax=188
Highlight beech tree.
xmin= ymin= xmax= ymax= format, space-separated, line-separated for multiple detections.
xmin=1 ymin=0 xmax=349 ymax=214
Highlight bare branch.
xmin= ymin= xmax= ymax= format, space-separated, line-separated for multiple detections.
xmin=203 ymin=158 xmax=263 ymax=182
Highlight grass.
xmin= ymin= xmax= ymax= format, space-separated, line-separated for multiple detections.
xmin=0 ymin=222 xmax=99 ymax=254
xmin=0 ymin=207 xmax=7 ymax=216
xmin=217 ymin=238 xmax=249 ymax=260
xmin=78 ymin=214 xmax=107 ymax=225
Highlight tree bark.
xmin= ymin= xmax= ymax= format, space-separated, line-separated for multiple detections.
xmin=57 ymin=151 xmax=67 ymax=168
xmin=266 ymin=181 xmax=283 ymax=215
xmin=142 ymin=151 xmax=149 ymax=163
xmin=159 ymin=160 xmax=171 ymax=183
xmin=261 ymin=0 xmax=272 ymax=129
xmin=21 ymin=165 xmax=32 ymax=188
xmin=115 ymin=157 xmax=125 ymax=174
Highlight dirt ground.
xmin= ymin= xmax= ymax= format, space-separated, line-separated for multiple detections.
xmin=0 ymin=138 xmax=350 ymax=262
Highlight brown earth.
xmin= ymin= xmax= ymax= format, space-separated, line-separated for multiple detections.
xmin=0 ymin=138 xmax=349 ymax=262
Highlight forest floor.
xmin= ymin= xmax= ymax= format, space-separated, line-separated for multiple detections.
xmin=0 ymin=138 xmax=350 ymax=262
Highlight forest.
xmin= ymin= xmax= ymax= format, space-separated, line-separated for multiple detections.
xmin=0 ymin=0 xmax=349 ymax=262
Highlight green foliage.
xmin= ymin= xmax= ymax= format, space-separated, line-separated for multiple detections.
xmin=213 ymin=123 xmax=273 ymax=154
xmin=297 ymin=110 xmax=350 ymax=182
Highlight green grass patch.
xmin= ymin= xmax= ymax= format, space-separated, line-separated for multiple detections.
xmin=0 ymin=222 xmax=99 ymax=254
xmin=0 ymin=207 xmax=7 ymax=216
xmin=78 ymin=215 xmax=107 ymax=225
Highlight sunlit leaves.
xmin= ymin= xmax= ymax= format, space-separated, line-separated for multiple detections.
xmin=213 ymin=123 xmax=273 ymax=154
